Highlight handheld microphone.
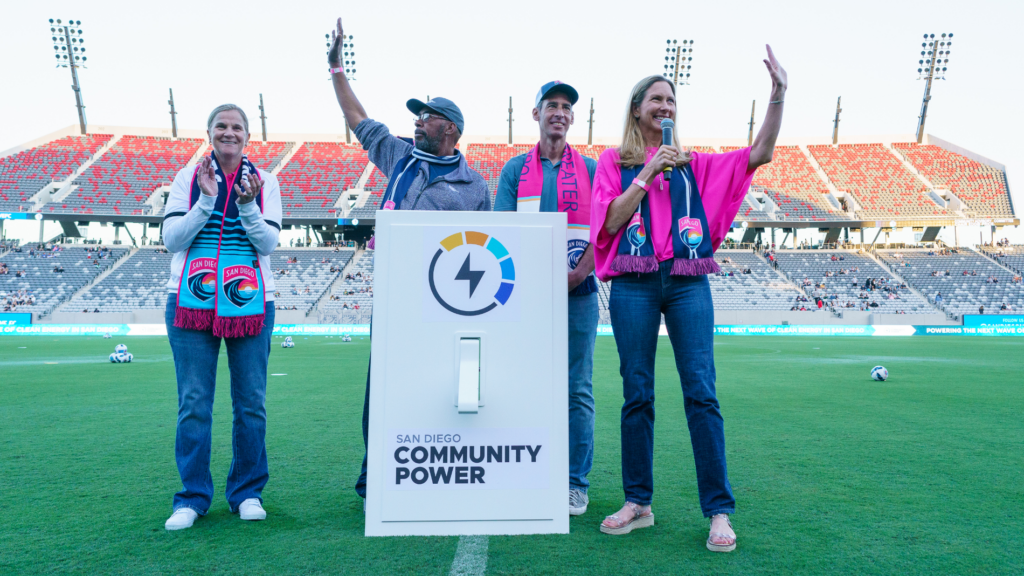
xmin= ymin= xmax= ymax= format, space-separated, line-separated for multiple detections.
xmin=660 ymin=118 xmax=674 ymax=181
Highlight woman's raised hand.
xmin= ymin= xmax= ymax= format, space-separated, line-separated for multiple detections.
xmin=764 ymin=45 xmax=787 ymax=93
xmin=236 ymin=173 xmax=262 ymax=205
xmin=198 ymin=156 xmax=218 ymax=197
xmin=327 ymin=18 xmax=345 ymax=66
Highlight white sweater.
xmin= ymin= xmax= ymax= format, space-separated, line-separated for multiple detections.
xmin=163 ymin=165 xmax=282 ymax=300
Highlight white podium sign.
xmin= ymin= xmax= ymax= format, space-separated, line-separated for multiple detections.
xmin=365 ymin=210 xmax=569 ymax=536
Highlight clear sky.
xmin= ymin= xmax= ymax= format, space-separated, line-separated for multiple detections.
xmin=2 ymin=0 xmax=1021 ymax=243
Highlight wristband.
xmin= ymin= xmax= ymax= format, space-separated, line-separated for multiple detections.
xmin=632 ymin=177 xmax=649 ymax=192
xmin=329 ymin=66 xmax=344 ymax=75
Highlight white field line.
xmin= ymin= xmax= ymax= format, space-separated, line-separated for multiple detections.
xmin=449 ymin=535 xmax=488 ymax=576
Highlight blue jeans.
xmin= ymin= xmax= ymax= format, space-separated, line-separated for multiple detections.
xmin=608 ymin=263 xmax=734 ymax=517
xmin=165 ymin=294 xmax=275 ymax=515
xmin=355 ymin=293 xmax=600 ymax=498
xmin=568 ymin=291 xmax=598 ymax=492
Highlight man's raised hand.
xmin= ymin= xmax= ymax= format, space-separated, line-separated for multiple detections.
xmin=328 ymin=18 xmax=345 ymax=66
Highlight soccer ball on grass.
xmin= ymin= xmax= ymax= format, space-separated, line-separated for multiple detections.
xmin=870 ymin=366 xmax=888 ymax=381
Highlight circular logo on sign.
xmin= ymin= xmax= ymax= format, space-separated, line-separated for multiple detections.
xmin=429 ymin=231 xmax=515 ymax=316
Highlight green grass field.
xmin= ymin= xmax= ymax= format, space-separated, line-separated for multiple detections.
xmin=1 ymin=335 xmax=1022 ymax=575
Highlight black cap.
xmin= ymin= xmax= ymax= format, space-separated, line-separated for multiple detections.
xmin=406 ymin=97 xmax=465 ymax=134
xmin=535 ymin=81 xmax=579 ymax=108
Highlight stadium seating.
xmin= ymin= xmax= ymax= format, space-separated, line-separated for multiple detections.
xmin=465 ymin=144 xmax=534 ymax=196
xmin=320 ymin=250 xmax=373 ymax=323
xmin=243 ymin=141 xmax=295 ymax=173
xmin=0 ymin=134 xmax=112 ymax=212
xmin=269 ymin=249 xmax=354 ymax=314
xmin=808 ymin=143 xmax=947 ymax=219
xmin=893 ymin=142 xmax=1014 ymax=217
xmin=65 ymin=247 xmax=174 ymax=311
xmin=774 ymin=250 xmax=933 ymax=314
xmin=45 ymin=136 xmax=204 ymax=216
xmin=724 ymin=145 xmax=846 ymax=221
xmin=980 ymin=245 xmax=1024 ymax=275
xmin=276 ymin=142 xmax=368 ymax=218
xmin=710 ymin=250 xmax=805 ymax=309
xmin=876 ymin=249 xmax=1024 ymax=316
xmin=0 ymin=245 xmax=129 ymax=315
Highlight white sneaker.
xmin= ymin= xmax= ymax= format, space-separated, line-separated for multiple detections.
xmin=165 ymin=508 xmax=198 ymax=531
xmin=238 ymin=498 xmax=266 ymax=521
xmin=569 ymin=489 xmax=589 ymax=516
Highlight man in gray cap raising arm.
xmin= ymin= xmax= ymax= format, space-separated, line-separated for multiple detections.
xmin=328 ymin=18 xmax=489 ymax=214
xmin=327 ymin=17 xmax=490 ymax=506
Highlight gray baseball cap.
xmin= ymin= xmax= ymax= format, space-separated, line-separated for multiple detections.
xmin=535 ymin=81 xmax=579 ymax=108
xmin=406 ymin=97 xmax=465 ymax=134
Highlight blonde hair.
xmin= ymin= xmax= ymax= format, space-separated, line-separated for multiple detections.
xmin=206 ymin=104 xmax=249 ymax=133
xmin=617 ymin=76 xmax=691 ymax=168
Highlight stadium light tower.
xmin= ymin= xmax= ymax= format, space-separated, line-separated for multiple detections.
xmin=587 ymin=98 xmax=595 ymax=146
xmin=915 ymin=33 xmax=953 ymax=144
xmin=832 ymin=96 xmax=842 ymax=144
xmin=48 ymin=18 xmax=88 ymax=135
xmin=662 ymin=39 xmax=694 ymax=88
xmin=259 ymin=93 xmax=268 ymax=142
xmin=168 ymin=88 xmax=178 ymax=138
xmin=327 ymin=31 xmax=356 ymax=143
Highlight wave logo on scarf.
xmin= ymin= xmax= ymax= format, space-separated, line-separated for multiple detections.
xmin=627 ymin=213 xmax=647 ymax=252
xmin=678 ymin=216 xmax=703 ymax=258
xmin=223 ymin=265 xmax=260 ymax=308
xmin=186 ymin=258 xmax=218 ymax=302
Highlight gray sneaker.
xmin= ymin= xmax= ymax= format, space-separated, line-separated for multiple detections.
xmin=569 ymin=489 xmax=589 ymax=516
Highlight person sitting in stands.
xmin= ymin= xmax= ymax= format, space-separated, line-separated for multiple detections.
xmin=1000 ymin=303 xmax=1009 ymax=311
xmin=979 ymin=305 xmax=985 ymax=314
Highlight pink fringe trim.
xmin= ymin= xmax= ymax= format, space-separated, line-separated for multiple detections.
xmin=670 ymin=257 xmax=720 ymax=276
xmin=611 ymin=254 xmax=659 ymax=274
xmin=213 ymin=314 xmax=266 ymax=339
xmin=174 ymin=307 xmax=215 ymax=332
xmin=367 ymin=236 xmax=375 ymax=250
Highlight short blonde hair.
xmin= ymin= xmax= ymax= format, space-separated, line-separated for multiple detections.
xmin=617 ymin=76 xmax=691 ymax=168
xmin=206 ymin=104 xmax=249 ymax=133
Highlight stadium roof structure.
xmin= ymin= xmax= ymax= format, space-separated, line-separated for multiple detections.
xmin=1 ymin=125 xmax=1017 ymax=238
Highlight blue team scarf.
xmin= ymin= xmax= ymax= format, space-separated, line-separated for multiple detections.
xmin=614 ymin=164 xmax=720 ymax=276
xmin=173 ymin=153 xmax=266 ymax=338
xmin=378 ymin=148 xmax=461 ymax=210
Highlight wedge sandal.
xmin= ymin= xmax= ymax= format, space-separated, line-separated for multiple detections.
xmin=706 ymin=513 xmax=736 ymax=552
xmin=600 ymin=502 xmax=654 ymax=535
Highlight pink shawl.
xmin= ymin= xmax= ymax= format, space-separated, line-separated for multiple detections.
xmin=589 ymin=146 xmax=755 ymax=282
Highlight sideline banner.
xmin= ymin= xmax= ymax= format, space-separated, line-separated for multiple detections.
xmin=3 ymin=324 xmax=1024 ymax=337
xmin=962 ymin=314 xmax=1024 ymax=328
xmin=0 ymin=324 xmax=371 ymax=336
xmin=0 ymin=313 xmax=32 ymax=327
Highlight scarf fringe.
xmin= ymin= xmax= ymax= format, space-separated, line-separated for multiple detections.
xmin=671 ymin=257 xmax=720 ymax=276
xmin=367 ymin=236 xmax=375 ymax=250
xmin=611 ymin=254 xmax=660 ymax=274
xmin=174 ymin=306 xmax=215 ymax=332
xmin=212 ymin=314 xmax=266 ymax=339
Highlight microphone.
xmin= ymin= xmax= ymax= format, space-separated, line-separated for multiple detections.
xmin=661 ymin=118 xmax=674 ymax=181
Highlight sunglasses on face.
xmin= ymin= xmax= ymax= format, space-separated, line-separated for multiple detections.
xmin=417 ymin=112 xmax=449 ymax=123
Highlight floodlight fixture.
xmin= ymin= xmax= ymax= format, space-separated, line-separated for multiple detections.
xmin=48 ymin=17 xmax=89 ymax=134
xmin=914 ymin=32 xmax=954 ymax=143
xmin=661 ymin=38 xmax=694 ymax=86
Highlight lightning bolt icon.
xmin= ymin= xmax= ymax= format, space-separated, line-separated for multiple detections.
xmin=455 ymin=253 xmax=485 ymax=298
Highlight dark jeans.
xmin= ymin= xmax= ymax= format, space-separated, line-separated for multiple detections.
xmin=608 ymin=262 xmax=734 ymax=517
xmin=165 ymin=294 xmax=275 ymax=514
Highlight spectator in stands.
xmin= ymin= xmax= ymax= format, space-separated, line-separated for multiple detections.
xmin=162 ymin=103 xmax=283 ymax=531
xmin=1000 ymin=303 xmax=1009 ymax=311
xmin=591 ymin=48 xmax=787 ymax=550
xmin=328 ymin=17 xmax=492 ymax=508
xmin=979 ymin=305 xmax=985 ymax=314
xmin=935 ymin=292 xmax=943 ymax=307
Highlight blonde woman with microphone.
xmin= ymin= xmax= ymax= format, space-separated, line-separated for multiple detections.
xmin=589 ymin=47 xmax=786 ymax=551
